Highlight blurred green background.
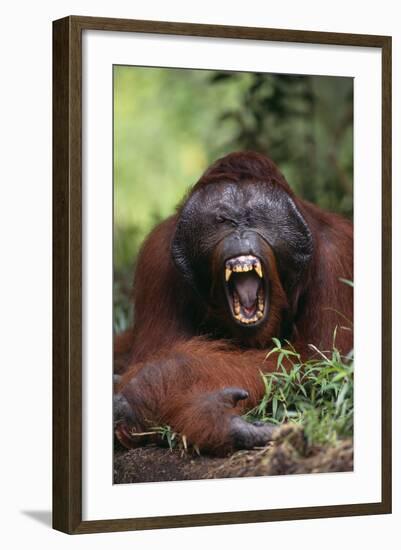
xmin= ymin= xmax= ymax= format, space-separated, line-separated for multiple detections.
xmin=114 ymin=66 xmax=353 ymax=332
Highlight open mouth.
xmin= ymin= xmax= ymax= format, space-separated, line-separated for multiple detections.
xmin=224 ymin=254 xmax=268 ymax=326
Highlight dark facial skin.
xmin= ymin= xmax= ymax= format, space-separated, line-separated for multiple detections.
xmin=172 ymin=179 xmax=313 ymax=333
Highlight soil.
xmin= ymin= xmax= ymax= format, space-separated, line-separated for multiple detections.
xmin=114 ymin=424 xmax=353 ymax=484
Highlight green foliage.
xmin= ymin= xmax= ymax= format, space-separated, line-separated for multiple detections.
xmin=147 ymin=425 xmax=199 ymax=455
xmin=114 ymin=66 xmax=251 ymax=273
xmin=209 ymin=72 xmax=353 ymax=217
xmin=245 ymin=338 xmax=354 ymax=446
xmin=154 ymin=425 xmax=180 ymax=451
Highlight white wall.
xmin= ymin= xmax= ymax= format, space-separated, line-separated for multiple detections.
xmin=0 ymin=1 xmax=399 ymax=548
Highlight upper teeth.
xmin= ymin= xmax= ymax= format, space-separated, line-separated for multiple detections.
xmin=225 ymin=255 xmax=263 ymax=281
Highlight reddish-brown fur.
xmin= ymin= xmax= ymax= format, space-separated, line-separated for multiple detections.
xmin=114 ymin=152 xmax=353 ymax=455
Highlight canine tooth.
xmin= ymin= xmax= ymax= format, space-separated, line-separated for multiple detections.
xmin=225 ymin=267 xmax=232 ymax=281
xmin=257 ymin=311 xmax=263 ymax=319
xmin=255 ymin=263 xmax=263 ymax=278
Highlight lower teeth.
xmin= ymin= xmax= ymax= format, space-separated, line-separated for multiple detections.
xmin=232 ymin=291 xmax=264 ymax=324
xmin=234 ymin=307 xmax=264 ymax=324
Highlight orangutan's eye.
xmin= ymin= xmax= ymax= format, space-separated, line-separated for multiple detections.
xmin=216 ymin=215 xmax=238 ymax=227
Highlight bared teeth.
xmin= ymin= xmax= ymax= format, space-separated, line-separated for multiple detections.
xmin=236 ymin=314 xmax=259 ymax=324
xmin=234 ymin=310 xmax=263 ymax=324
xmin=225 ymin=255 xmax=266 ymax=325
xmin=225 ymin=256 xmax=263 ymax=277
xmin=255 ymin=262 xmax=263 ymax=279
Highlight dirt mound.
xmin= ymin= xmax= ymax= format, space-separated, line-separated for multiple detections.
xmin=114 ymin=425 xmax=353 ymax=484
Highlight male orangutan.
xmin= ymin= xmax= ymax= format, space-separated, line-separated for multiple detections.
xmin=114 ymin=151 xmax=353 ymax=455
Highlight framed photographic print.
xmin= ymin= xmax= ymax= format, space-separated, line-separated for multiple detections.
xmin=52 ymin=15 xmax=392 ymax=534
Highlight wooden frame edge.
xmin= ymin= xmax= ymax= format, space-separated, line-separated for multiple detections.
xmin=73 ymin=502 xmax=387 ymax=534
xmin=52 ymin=15 xmax=392 ymax=534
xmin=62 ymin=14 xmax=390 ymax=47
xmin=52 ymin=16 xmax=82 ymax=534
